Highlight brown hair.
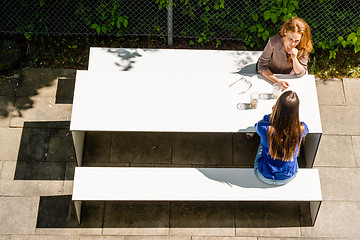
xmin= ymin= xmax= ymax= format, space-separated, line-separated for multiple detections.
xmin=279 ymin=17 xmax=313 ymax=62
xmin=267 ymin=91 xmax=305 ymax=161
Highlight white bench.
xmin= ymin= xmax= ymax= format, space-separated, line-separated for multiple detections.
xmin=72 ymin=167 xmax=322 ymax=226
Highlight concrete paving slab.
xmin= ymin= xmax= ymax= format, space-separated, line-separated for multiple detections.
xmin=55 ymin=77 xmax=75 ymax=104
xmin=110 ymin=132 xmax=172 ymax=164
xmin=35 ymin=228 xmax=102 ymax=236
xmin=0 ymin=96 xmax=15 ymax=127
xmin=316 ymin=78 xmax=346 ymax=106
xmin=103 ymin=202 xmax=169 ymax=235
xmin=301 ymin=201 xmax=360 ymax=238
xmin=0 ymin=235 xmax=10 ymax=240
xmin=343 ymin=78 xmax=360 ymax=106
xmin=63 ymin=180 xmax=74 ymax=195
xmin=17 ymin=68 xmax=76 ymax=99
xmin=0 ymin=197 xmax=38 ymax=234
xmin=319 ymin=106 xmax=360 ymax=135
xmin=352 ymin=136 xmax=360 ymax=167
xmin=15 ymin=161 xmax=67 ymax=180
xmin=193 ymin=237 xmax=256 ymax=240
xmin=0 ymin=180 xmax=64 ymax=196
xmin=169 ymin=202 xmax=235 ymax=236
xmin=11 ymin=235 xmax=79 ymax=240
xmin=172 ymin=133 xmax=232 ymax=165
xmin=258 ymin=238 xmax=323 ymax=240
xmin=37 ymin=196 xmax=103 ymax=228
xmin=0 ymin=160 xmax=16 ymax=180
xmin=234 ymin=202 xmax=301 ymax=237
xmin=318 ymin=167 xmax=360 ymax=201
xmin=0 ymin=128 xmax=22 ymax=161
xmin=80 ymin=236 xmax=125 ymax=240
xmin=233 ymin=133 xmax=260 ymax=167
xmin=125 ymin=237 xmax=191 ymax=240
xmin=10 ymin=97 xmax=72 ymax=127
xmin=47 ymin=128 xmax=76 ymax=163
xmin=83 ymin=132 xmax=111 ymax=164
xmin=170 ymin=228 xmax=235 ymax=237
xmin=314 ymin=135 xmax=355 ymax=167
xmin=103 ymin=228 xmax=169 ymax=236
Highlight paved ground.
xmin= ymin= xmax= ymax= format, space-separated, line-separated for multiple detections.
xmin=0 ymin=67 xmax=359 ymax=239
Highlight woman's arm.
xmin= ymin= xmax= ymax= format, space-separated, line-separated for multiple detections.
xmin=289 ymin=48 xmax=307 ymax=77
xmin=261 ymin=69 xmax=290 ymax=90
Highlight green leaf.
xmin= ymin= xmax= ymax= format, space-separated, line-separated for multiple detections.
xmin=252 ymin=13 xmax=258 ymax=21
xmin=91 ymin=24 xmax=98 ymax=29
xmin=283 ymin=8 xmax=288 ymax=14
xmin=214 ymin=3 xmax=219 ymax=10
xmin=96 ymin=26 xmax=101 ymax=34
xmin=355 ymin=44 xmax=360 ymax=53
xmin=342 ymin=40 xmax=347 ymax=48
xmin=205 ymin=6 xmax=210 ymax=11
xmin=357 ymin=26 xmax=360 ymax=36
xmin=271 ymin=14 xmax=277 ymax=23
xmin=198 ymin=37 xmax=203 ymax=43
xmin=347 ymin=32 xmax=357 ymax=43
xmin=293 ymin=1 xmax=299 ymax=8
xmin=264 ymin=11 xmax=271 ymax=20
xmin=40 ymin=0 xmax=45 ymax=7
xmin=101 ymin=26 xmax=107 ymax=33
xmin=271 ymin=6 xmax=277 ymax=12
xmin=337 ymin=36 xmax=344 ymax=42
xmin=289 ymin=5 xmax=295 ymax=13
xmin=123 ymin=19 xmax=128 ymax=27
xmin=250 ymin=25 xmax=257 ymax=32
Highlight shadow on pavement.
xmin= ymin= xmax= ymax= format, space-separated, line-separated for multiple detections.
xmin=36 ymin=196 xmax=312 ymax=228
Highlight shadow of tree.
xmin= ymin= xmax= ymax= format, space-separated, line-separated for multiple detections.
xmin=0 ymin=67 xmax=75 ymax=122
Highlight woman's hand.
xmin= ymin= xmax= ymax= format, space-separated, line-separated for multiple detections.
xmin=280 ymin=80 xmax=290 ymax=90
xmin=288 ymin=47 xmax=298 ymax=58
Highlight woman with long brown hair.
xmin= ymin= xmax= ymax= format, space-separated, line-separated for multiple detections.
xmin=254 ymin=91 xmax=309 ymax=185
xmin=256 ymin=17 xmax=313 ymax=90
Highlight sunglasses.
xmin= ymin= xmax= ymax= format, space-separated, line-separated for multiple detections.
xmin=229 ymin=77 xmax=252 ymax=94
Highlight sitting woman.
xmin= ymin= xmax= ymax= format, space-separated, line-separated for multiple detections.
xmin=254 ymin=91 xmax=309 ymax=185
xmin=256 ymin=17 xmax=313 ymax=90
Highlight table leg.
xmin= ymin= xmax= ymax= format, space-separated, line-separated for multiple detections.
xmin=304 ymin=133 xmax=322 ymax=168
xmin=310 ymin=201 xmax=322 ymax=226
xmin=72 ymin=131 xmax=85 ymax=167
xmin=74 ymin=200 xmax=82 ymax=224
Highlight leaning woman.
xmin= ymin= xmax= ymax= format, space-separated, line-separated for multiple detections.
xmin=256 ymin=17 xmax=313 ymax=90
xmin=254 ymin=91 xmax=309 ymax=185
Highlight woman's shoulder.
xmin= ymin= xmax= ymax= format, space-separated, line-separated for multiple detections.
xmin=268 ymin=34 xmax=283 ymax=47
xmin=300 ymin=122 xmax=310 ymax=135
xmin=255 ymin=114 xmax=271 ymax=130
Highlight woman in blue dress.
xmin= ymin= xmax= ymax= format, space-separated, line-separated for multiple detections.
xmin=254 ymin=91 xmax=309 ymax=185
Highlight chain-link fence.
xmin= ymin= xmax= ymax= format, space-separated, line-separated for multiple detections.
xmin=1 ymin=0 xmax=359 ymax=46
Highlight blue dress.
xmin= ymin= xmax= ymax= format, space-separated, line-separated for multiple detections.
xmin=254 ymin=114 xmax=309 ymax=180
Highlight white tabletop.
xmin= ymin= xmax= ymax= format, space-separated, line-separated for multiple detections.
xmin=88 ymin=47 xmax=262 ymax=74
xmin=72 ymin=167 xmax=322 ymax=201
xmin=70 ymin=70 xmax=322 ymax=133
